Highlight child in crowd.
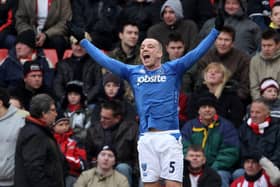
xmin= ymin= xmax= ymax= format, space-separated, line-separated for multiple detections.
xmin=59 ymin=80 xmax=92 ymax=145
xmin=91 ymin=72 xmax=137 ymax=123
xmin=52 ymin=115 xmax=87 ymax=187
xmin=245 ymin=77 xmax=280 ymax=119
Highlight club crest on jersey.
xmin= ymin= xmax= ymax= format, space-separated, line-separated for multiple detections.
xmin=136 ymin=75 xmax=167 ymax=86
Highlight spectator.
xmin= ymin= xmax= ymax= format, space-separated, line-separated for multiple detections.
xmin=86 ymin=100 xmax=138 ymax=187
xmin=183 ymin=145 xmax=221 ymax=187
xmin=0 ymin=0 xmax=17 ymax=49
xmin=52 ymin=115 xmax=87 ymax=187
xmin=269 ymin=2 xmax=280 ymax=32
xmin=15 ymin=94 xmax=66 ymax=187
xmin=187 ymin=62 xmax=244 ymax=128
xmin=91 ymin=72 xmax=137 ymax=123
xmin=118 ymin=0 xmax=154 ymax=43
xmin=235 ymin=98 xmax=280 ymax=179
xmin=0 ymin=88 xmax=25 ymax=187
xmin=245 ymin=77 xmax=280 ymax=120
xmin=15 ymin=0 xmax=72 ymax=59
xmin=71 ymin=0 xmax=121 ymax=51
xmin=74 ymin=145 xmax=129 ymax=187
xmin=59 ymin=81 xmax=92 ymax=145
xmin=199 ymin=0 xmax=261 ymax=55
xmin=250 ymin=29 xmax=280 ymax=99
xmin=192 ymin=26 xmax=250 ymax=103
xmin=53 ymin=36 xmax=102 ymax=103
xmin=231 ymin=153 xmax=280 ymax=187
xmin=147 ymin=0 xmax=198 ymax=53
xmin=9 ymin=60 xmax=53 ymax=110
xmin=181 ymin=92 xmax=240 ymax=187
xmin=0 ymin=30 xmax=54 ymax=89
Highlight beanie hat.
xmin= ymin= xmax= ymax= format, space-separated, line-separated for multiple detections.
xmin=23 ymin=61 xmax=43 ymax=77
xmin=102 ymin=72 xmax=121 ymax=86
xmin=260 ymin=77 xmax=280 ymax=94
xmin=97 ymin=144 xmax=117 ymax=160
xmin=160 ymin=0 xmax=183 ymax=20
xmin=16 ymin=30 xmax=36 ymax=49
xmin=53 ymin=113 xmax=70 ymax=127
xmin=197 ymin=92 xmax=218 ymax=109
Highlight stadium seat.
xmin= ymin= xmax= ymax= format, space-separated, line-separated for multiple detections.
xmin=43 ymin=49 xmax=58 ymax=68
xmin=0 ymin=48 xmax=8 ymax=64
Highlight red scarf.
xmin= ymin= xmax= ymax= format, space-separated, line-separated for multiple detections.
xmin=26 ymin=115 xmax=47 ymax=127
xmin=247 ymin=117 xmax=271 ymax=135
xmin=67 ymin=104 xmax=81 ymax=112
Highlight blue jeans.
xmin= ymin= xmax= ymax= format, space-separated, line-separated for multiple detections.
xmin=116 ymin=163 xmax=133 ymax=187
xmin=218 ymin=170 xmax=232 ymax=187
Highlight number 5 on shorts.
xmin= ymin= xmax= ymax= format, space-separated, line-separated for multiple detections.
xmin=169 ymin=161 xmax=175 ymax=173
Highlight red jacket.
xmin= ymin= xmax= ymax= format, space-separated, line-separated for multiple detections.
xmin=53 ymin=130 xmax=86 ymax=176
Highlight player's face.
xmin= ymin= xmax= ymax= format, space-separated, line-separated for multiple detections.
xmin=204 ymin=67 xmax=224 ymax=85
xmin=198 ymin=105 xmax=216 ymax=124
xmin=67 ymin=92 xmax=81 ymax=105
xmin=97 ymin=150 xmax=116 ymax=171
xmin=250 ymin=102 xmax=270 ymax=124
xmin=166 ymin=41 xmax=185 ymax=60
xmin=261 ymin=39 xmax=280 ymax=58
xmin=271 ymin=6 xmax=280 ymax=27
xmin=119 ymin=25 xmax=139 ymax=48
xmin=224 ymin=0 xmax=241 ymax=15
xmin=140 ymin=39 xmax=162 ymax=70
xmin=262 ymin=87 xmax=279 ymax=101
xmin=162 ymin=6 xmax=177 ymax=26
xmin=244 ymin=159 xmax=262 ymax=176
xmin=104 ymin=82 xmax=120 ymax=98
xmin=215 ymin=32 xmax=234 ymax=55
xmin=186 ymin=150 xmax=206 ymax=170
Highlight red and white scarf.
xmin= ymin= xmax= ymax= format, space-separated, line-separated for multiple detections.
xmin=247 ymin=117 xmax=271 ymax=135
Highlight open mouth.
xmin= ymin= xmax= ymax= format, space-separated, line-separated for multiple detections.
xmin=143 ymin=54 xmax=150 ymax=60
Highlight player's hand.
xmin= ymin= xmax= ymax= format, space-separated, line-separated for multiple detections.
xmin=67 ymin=21 xmax=85 ymax=43
xmin=215 ymin=8 xmax=224 ymax=31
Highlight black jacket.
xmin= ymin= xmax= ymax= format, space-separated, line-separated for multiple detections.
xmin=239 ymin=117 xmax=280 ymax=168
xmin=86 ymin=119 xmax=138 ymax=168
xmin=183 ymin=160 xmax=221 ymax=187
xmin=53 ymin=54 xmax=102 ymax=103
xmin=15 ymin=118 xmax=66 ymax=187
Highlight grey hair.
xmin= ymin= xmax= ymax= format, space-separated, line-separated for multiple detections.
xmin=29 ymin=94 xmax=55 ymax=118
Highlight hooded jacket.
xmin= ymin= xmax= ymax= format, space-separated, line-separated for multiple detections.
xmin=199 ymin=0 xmax=261 ymax=55
xmin=0 ymin=105 xmax=25 ymax=186
xmin=250 ymin=50 xmax=280 ymax=99
xmin=147 ymin=0 xmax=198 ymax=53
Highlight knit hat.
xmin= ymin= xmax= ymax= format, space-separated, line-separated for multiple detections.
xmin=102 ymin=72 xmax=121 ymax=86
xmin=23 ymin=61 xmax=43 ymax=77
xmin=197 ymin=92 xmax=218 ymax=109
xmin=160 ymin=0 xmax=183 ymax=20
xmin=53 ymin=113 xmax=70 ymax=127
xmin=16 ymin=30 xmax=36 ymax=49
xmin=97 ymin=144 xmax=117 ymax=160
xmin=259 ymin=77 xmax=280 ymax=94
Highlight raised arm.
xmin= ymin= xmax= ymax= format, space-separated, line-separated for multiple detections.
xmin=67 ymin=22 xmax=130 ymax=78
